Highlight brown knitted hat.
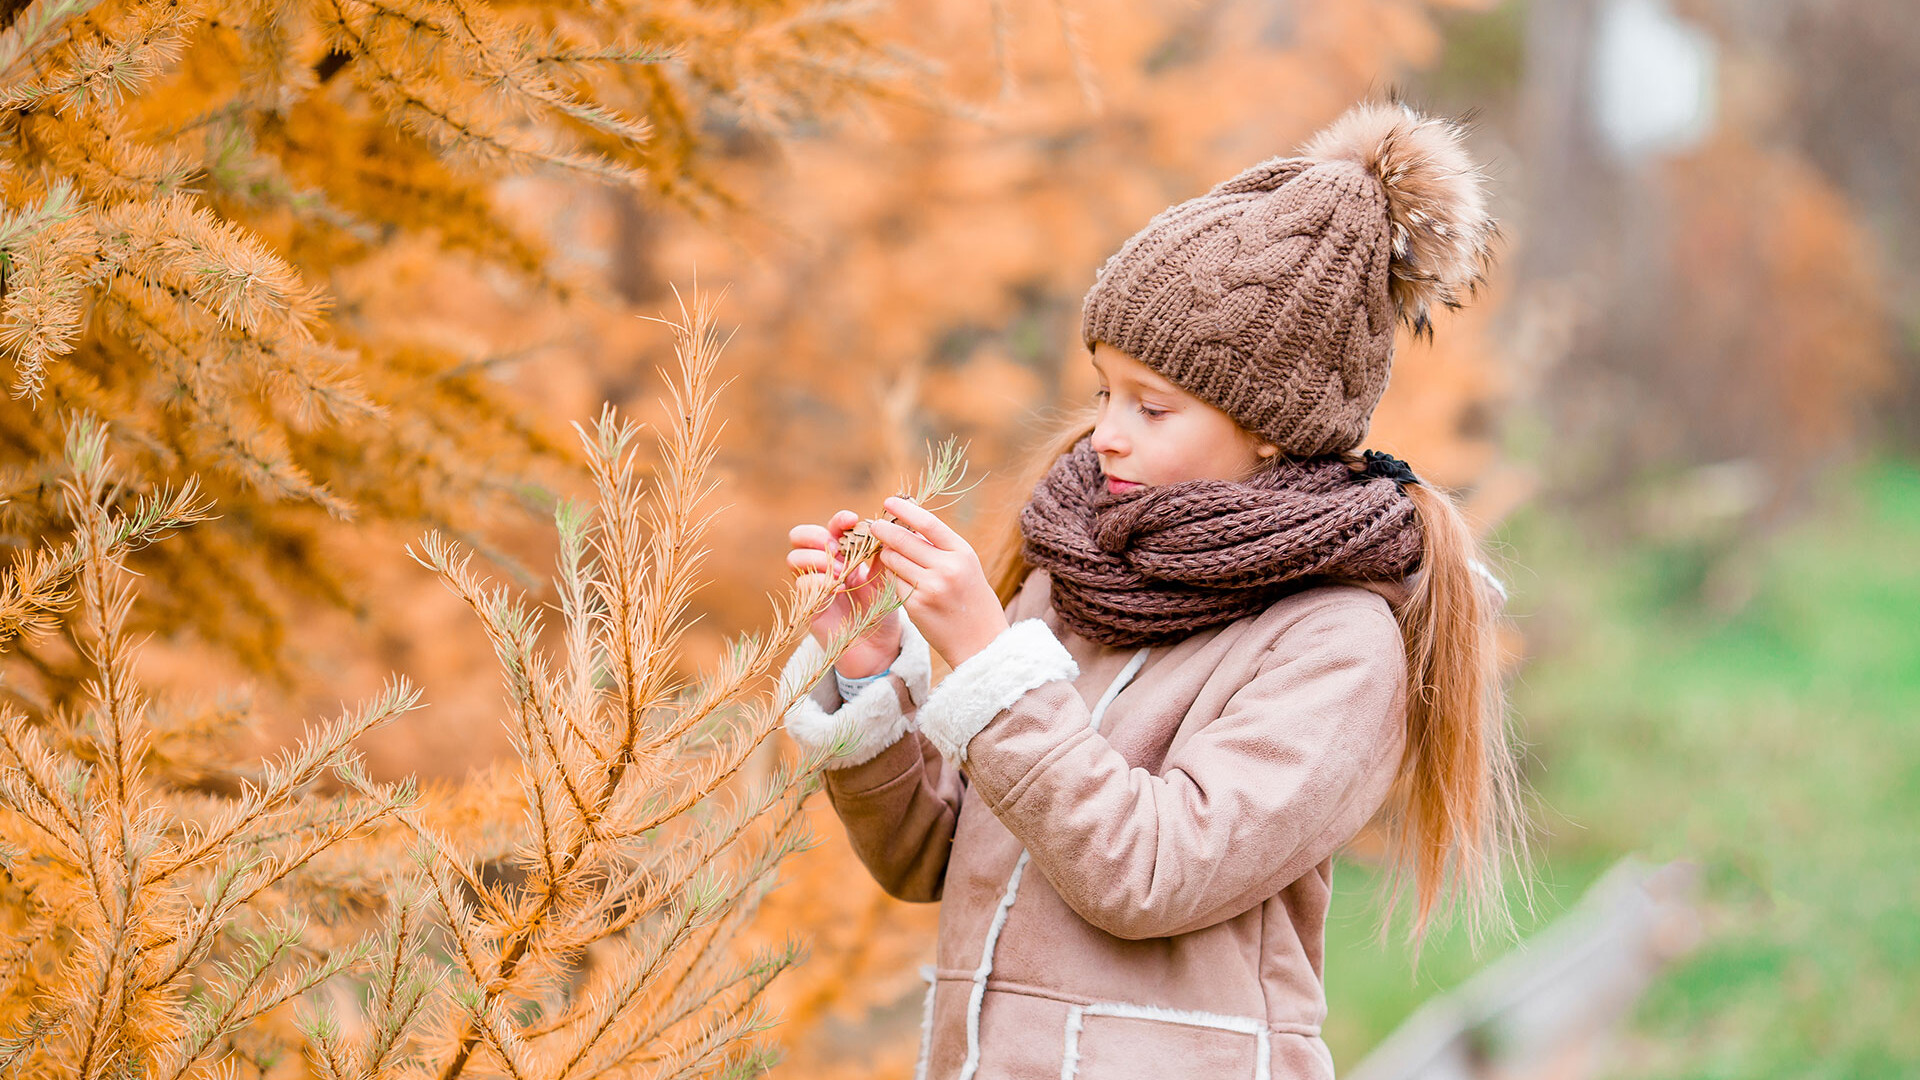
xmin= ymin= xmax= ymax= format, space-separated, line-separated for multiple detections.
xmin=1081 ymin=102 xmax=1498 ymax=457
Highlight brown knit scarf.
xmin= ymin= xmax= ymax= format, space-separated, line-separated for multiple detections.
xmin=1019 ymin=438 xmax=1423 ymax=647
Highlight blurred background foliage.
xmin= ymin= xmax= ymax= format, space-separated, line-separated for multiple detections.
xmin=5 ymin=0 xmax=1913 ymax=1074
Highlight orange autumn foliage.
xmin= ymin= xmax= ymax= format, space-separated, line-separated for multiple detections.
xmin=0 ymin=298 xmax=902 ymax=1078
xmin=1664 ymin=133 xmax=1890 ymax=467
xmin=0 ymin=0 xmax=912 ymax=722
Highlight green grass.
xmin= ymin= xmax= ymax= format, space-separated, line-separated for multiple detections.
xmin=1320 ymin=458 xmax=1920 ymax=1076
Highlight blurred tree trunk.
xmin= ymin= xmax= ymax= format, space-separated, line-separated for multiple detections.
xmin=1508 ymin=0 xmax=1892 ymax=566
xmin=1516 ymin=0 xmax=1605 ymax=284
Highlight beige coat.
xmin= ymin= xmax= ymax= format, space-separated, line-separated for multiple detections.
xmin=780 ymin=570 xmax=1410 ymax=1080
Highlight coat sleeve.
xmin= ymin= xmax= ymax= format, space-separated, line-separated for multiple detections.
xmin=818 ymin=731 xmax=965 ymax=902
xmin=917 ymin=598 xmax=1408 ymax=940
xmin=779 ymin=614 xmax=963 ymax=902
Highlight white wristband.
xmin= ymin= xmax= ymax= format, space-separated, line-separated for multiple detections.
xmin=833 ymin=664 xmax=893 ymax=702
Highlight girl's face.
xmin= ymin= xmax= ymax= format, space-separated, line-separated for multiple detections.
xmin=1089 ymin=342 xmax=1279 ymax=494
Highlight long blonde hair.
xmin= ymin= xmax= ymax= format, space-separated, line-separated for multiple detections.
xmin=985 ymin=410 xmax=1529 ymax=949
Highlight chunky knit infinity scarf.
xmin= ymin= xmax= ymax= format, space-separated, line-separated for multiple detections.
xmin=1019 ymin=438 xmax=1423 ymax=647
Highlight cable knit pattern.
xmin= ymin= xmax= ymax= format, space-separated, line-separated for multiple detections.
xmin=780 ymin=615 xmax=932 ymax=767
xmin=915 ymin=619 xmax=1079 ymax=766
xmin=1021 ymin=438 xmax=1421 ymax=646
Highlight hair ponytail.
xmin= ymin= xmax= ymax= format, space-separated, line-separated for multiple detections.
xmin=1383 ymin=476 xmax=1530 ymax=950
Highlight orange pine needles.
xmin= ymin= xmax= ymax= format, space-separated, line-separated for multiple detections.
xmin=0 ymin=0 xmax=910 ymax=698
xmin=0 ymin=291 xmax=900 ymax=1077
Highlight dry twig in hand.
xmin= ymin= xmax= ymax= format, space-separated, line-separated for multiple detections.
xmin=833 ymin=436 xmax=978 ymax=590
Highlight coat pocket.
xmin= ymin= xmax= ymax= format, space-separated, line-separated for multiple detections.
xmin=1061 ymin=1002 xmax=1269 ymax=1080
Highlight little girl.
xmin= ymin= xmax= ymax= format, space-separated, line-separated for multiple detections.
xmin=780 ymin=101 xmax=1526 ymax=1080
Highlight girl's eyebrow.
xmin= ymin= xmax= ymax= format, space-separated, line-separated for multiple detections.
xmin=1090 ymin=356 xmax=1182 ymax=398
xmin=1114 ymin=369 xmax=1184 ymax=401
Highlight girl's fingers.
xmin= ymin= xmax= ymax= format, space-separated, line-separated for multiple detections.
xmin=787 ymin=548 xmax=833 ymax=575
xmin=789 ymin=523 xmax=833 ymax=551
xmin=883 ymin=497 xmax=964 ymax=550
xmin=824 ymin=509 xmax=861 ymax=543
xmin=877 ymin=548 xmax=922 ymax=591
xmin=868 ymin=518 xmax=938 ymax=565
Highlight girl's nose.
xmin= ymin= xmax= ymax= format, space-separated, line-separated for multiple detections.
xmin=1090 ymin=414 xmax=1126 ymax=457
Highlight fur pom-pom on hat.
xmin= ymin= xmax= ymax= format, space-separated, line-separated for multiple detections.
xmin=1301 ymin=101 xmax=1498 ymax=336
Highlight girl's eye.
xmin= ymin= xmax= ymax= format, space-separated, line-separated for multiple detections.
xmin=1093 ymin=388 xmax=1110 ymax=402
xmin=1139 ymin=405 xmax=1168 ymax=420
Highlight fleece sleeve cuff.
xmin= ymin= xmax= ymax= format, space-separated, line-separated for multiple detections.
xmin=779 ymin=615 xmax=932 ymax=768
xmin=916 ymin=618 xmax=1079 ymax=766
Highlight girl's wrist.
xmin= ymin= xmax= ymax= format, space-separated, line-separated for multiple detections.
xmin=934 ymin=612 xmax=1011 ymax=669
xmin=833 ymin=652 xmax=895 ymax=680
xmin=833 ymin=622 xmax=903 ymax=678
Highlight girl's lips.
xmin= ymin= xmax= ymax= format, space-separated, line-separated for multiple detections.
xmin=1106 ymin=477 xmax=1143 ymax=495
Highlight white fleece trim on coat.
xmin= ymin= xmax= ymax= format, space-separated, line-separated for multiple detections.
xmin=956 ymin=652 xmax=1146 ymax=1080
xmin=957 ymin=850 xmax=1030 ymax=1080
xmin=916 ymin=618 xmax=1079 ymax=766
xmin=778 ymin=615 xmax=932 ymax=768
xmin=1090 ymin=648 xmax=1151 ymax=734
xmin=914 ymin=965 xmax=937 ymax=1080
xmin=1060 ymin=1001 xmax=1272 ymax=1080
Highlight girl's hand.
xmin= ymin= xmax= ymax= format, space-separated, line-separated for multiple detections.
xmin=869 ymin=497 xmax=1010 ymax=667
xmin=787 ymin=510 xmax=901 ymax=677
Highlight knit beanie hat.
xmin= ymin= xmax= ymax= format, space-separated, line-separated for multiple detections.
xmin=1080 ymin=101 xmax=1498 ymax=458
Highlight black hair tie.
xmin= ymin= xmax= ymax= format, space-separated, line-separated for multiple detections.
xmin=1361 ymin=449 xmax=1421 ymax=487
